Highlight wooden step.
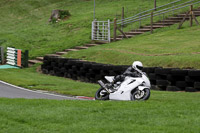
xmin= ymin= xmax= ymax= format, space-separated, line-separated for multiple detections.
xmin=117 ymin=35 xmax=134 ymax=38
xmin=28 ymin=60 xmax=42 ymax=64
xmin=177 ymin=14 xmax=200 ymax=17
xmin=111 ymin=38 xmax=123 ymax=41
xmin=167 ymin=17 xmax=188 ymax=20
xmin=64 ymin=49 xmax=79 ymax=52
xmin=94 ymin=41 xmax=108 ymax=44
xmin=125 ymin=31 xmax=144 ymax=35
xmin=143 ymin=25 xmax=167 ymax=29
xmin=193 ymin=10 xmax=200 ymax=13
xmin=36 ymin=57 xmax=44 ymax=61
xmin=133 ymin=29 xmax=151 ymax=32
xmin=192 ymin=9 xmax=200 ymax=11
xmin=74 ymin=46 xmax=89 ymax=49
xmin=153 ymin=22 xmax=175 ymax=25
xmin=161 ymin=20 xmax=182 ymax=23
xmin=45 ymin=54 xmax=61 ymax=57
xmin=56 ymin=51 xmax=68 ymax=55
xmin=84 ymin=44 xmax=99 ymax=47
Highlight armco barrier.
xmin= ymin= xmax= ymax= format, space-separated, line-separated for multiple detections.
xmin=41 ymin=56 xmax=200 ymax=92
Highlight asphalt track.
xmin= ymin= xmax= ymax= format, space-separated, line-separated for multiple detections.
xmin=0 ymin=80 xmax=94 ymax=100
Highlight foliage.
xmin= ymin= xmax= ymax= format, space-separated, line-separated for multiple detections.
xmin=59 ymin=10 xmax=71 ymax=19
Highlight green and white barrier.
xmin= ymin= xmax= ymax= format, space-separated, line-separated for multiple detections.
xmin=6 ymin=47 xmax=29 ymax=68
xmin=6 ymin=47 xmax=21 ymax=67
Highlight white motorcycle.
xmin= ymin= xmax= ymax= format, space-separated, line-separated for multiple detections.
xmin=95 ymin=71 xmax=151 ymax=101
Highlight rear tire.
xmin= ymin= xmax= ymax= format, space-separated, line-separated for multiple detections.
xmin=95 ymin=88 xmax=109 ymax=100
xmin=131 ymin=88 xmax=150 ymax=101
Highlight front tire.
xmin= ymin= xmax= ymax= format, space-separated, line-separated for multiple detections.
xmin=131 ymin=88 xmax=150 ymax=101
xmin=95 ymin=87 xmax=109 ymax=100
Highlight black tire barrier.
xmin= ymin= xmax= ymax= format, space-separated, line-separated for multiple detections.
xmin=156 ymin=80 xmax=170 ymax=86
xmin=166 ymin=86 xmax=181 ymax=91
xmin=41 ymin=56 xmax=200 ymax=92
xmin=185 ymin=87 xmax=197 ymax=92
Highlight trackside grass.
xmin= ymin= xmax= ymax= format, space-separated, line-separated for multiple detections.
xmin=0 ymin=91 xmax=200 ymax=133
xmin=0 ymin=65 xmax=98 ymax=97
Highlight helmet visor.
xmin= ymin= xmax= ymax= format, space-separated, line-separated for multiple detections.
xmin=136 ymin=65 xmax=143 ymax=70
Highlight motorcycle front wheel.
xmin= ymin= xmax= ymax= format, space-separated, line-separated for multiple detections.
xmin=95 ymin=87 xmax=109 ymax=100
xmin=131 ymin=88 xmax=150 ymax=101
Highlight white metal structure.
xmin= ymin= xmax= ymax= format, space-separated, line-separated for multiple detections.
xmin=6 ymin=47 xmax=17 ymax=66
xmin=92 ymin=19 xmax=110 ymax=42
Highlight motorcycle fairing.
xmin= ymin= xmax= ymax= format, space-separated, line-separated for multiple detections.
xmin=109 ymin=77 xmax=144 ymax=101
xmin=105 ymin=76 xmax=115 ymax=83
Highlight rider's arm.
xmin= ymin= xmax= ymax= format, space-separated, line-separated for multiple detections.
xmin=123 ymin=67 xmax=132 ymax=76
xmin=123 ymin=67 xmax=140 ymax=77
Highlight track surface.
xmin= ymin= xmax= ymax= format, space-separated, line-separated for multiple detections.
xmin=0 ymin=80 xmax=91 ymax=100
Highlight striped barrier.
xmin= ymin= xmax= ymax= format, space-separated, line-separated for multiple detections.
xmin=6 ymin=47 xmax=29 ymax=68
xmin=6 ymin=47 xmax=22 ymax=67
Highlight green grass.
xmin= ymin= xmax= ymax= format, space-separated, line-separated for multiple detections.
xmin=0 ymin=65 xmax=98 ymax=97
xmin=64 ymin=18 xmax=200 ymax=69
xmin=0 ymin=0 xmax=190 ymax=58
xmin=0 ymin=1 xmax=200 ymax=132
xmin=0 ymin=91 xmax=200 ymax=133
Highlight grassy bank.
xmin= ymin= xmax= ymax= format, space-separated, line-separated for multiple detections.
xmin=65 ymin=19 xmax=200 ymax=69
xmin=0 ymin=0 xmax=189 ymax=58
xmin=0 ymin=91 xmax=200 ymax=133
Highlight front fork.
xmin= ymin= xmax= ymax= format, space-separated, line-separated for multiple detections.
xmin=98 ymin=80 xmax=111 ymax=93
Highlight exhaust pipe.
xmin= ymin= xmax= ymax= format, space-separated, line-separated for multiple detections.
xmin=98 ymin=80 xmax=110 ymax=93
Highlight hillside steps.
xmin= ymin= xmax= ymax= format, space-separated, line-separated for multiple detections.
xmin=29 ymin=8 xmax=200 ymax=66
xmin=143 ymin=25 xmax=167 ymax=29
xmin=125 ymin=31 xmax=144 ymax=35
xmin=153 ymin=22 xmax=176 ymax=25
xmin=28 ymin=59 xmax=43 ymax=64
xmin=45 ymin=54 xmax=61 ymax=57
xmin=56 ymin=51 xmax=68 ymax=55
xmin=110 ymin=38 xmax=123 ymax=41
xmin=160 ymin=20 xmax=182 ymax=23
xmin=110 ymin=8 xmax=200 ymax=41
xmin=74 ymin=46 xmax=89 ymax=49
xmin=117 ymin=35 xmax=134 ymax=38
xmin=36 ymin=57 xmax=44 ymax=61
xmin=64 ymin=49 xmax=79 ymax=52
xmin=84 ymin=44 xmax=99 ymax=47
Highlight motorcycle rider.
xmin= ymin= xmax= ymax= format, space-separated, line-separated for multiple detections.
xmin=107 ymin=61 xmax=144 ymax=88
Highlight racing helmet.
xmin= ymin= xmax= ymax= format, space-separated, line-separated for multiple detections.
xmin=132 ymin=61 xmax=143 ymax=71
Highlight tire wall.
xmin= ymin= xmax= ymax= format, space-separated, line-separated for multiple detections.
xmin=41 ymin=56 xmax=200 ymax=92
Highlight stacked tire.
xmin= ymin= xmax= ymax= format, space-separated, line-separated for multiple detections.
xmin=41 ymin=56 xmax=200 ymax=92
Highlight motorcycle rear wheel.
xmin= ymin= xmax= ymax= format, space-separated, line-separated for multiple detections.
xmin=95 ymin=87 xmax=109 ymax=100
xmin=131 ymin=88 xmax=150 ymax=101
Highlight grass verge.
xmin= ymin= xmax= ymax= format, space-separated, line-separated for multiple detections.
xmin=0 ymin=65 xmax=98 ymax=97
xmin=0 ymin=91 xmax=200 ymax=133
